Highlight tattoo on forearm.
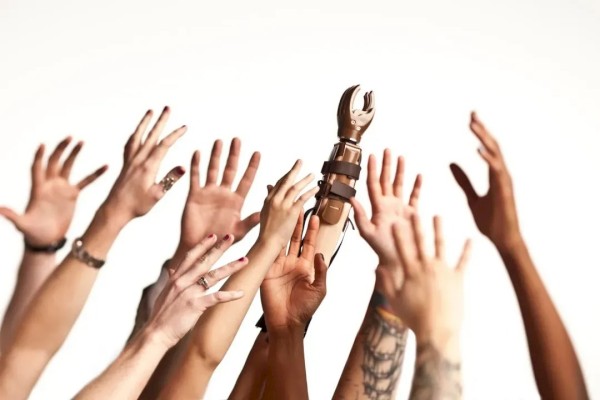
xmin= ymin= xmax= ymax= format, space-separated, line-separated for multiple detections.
xmin=361 ymin=292 xmax=408 ymax=400
xmin=409 ymin=342 xmax=462 ymax=400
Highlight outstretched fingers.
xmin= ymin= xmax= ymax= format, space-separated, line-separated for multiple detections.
xmin=300 ymin=215 xmax=320 ymax=262
xmin=220 ymin=138 xmax=241 ymax=188
xmin=449 ymin=163 xmax=478 ymax=203
xmin=76 ymin=165 xmax=108 ymax=190
xmin=235 ymin=151 xmax=261 ymax=197
xmin=205 ymin=140 xmax=223 ymax=186
xmin=149 ymin=166 xmax=186 ymax=200
xmin=46 ymin=137 xmax=72 ymax=178
xmin=288 ymin=212 xmax=304 ymax=256
xmin=60 ymin=141 xmax=83 ymax=179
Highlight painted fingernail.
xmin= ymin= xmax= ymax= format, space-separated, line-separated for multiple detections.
xmin=318 ymin=253 xmax=325 ymax=261
xmin=207 ymin=233 xmax=215 ymax=239
xmin=223 ymin=234 xmax=231 ymax=241
xmin=175 ymin=166 xmax=185 ymax=175
xmin=238 ymin=257 xmax=246 ymax=262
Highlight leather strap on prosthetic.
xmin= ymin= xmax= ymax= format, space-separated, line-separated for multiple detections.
xmin=256 ymin=85 xmax=375 ymax=333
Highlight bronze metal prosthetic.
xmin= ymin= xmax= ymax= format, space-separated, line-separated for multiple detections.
xmin=314 ymin=84 xmax=374 ymax=225
xmin=257 ymin=85 xmax=375 ymax=333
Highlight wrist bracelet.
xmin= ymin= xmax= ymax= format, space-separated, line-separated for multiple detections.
xmin=24 ymin=237 xmax=67 ymax=253
xmin=70 ymin=238 xmax=105 ymax=269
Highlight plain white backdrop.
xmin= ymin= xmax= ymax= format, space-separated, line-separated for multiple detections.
xmin=1 ymin=0 xmax=599 ymax=398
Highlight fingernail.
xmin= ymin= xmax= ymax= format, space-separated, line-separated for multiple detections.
xmin=238 ymin=256 xmax=246 ymax=262
xmin=175 ymin=166 xmax=185 ymax=175
xmin=223 ymin=234 xmax=231 ymax=241
xmin=207 ymin=233 xmax=215 ymax=239
xmin=319 ymin=253 xmax=325 ymax=261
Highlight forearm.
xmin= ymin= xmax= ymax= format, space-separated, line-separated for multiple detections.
xmin=314 ymin=203 xmax=351 ymax=264
xmin=75 ymin=329 xmax=169 ymax=400
xmin=160 ymin=239 xmax=280 ymax=399
xmin=409 ymin=332 xmax=461 ymax=400
xmin=263 ymin=327 xmax=308 ymax=400
xmin=499 ymin=238 xmax=588 ymax=400
xmin=229 ymin=331 xmax=269 ymax=400
xmin=0 ymin=250 xmax=56 ymax=351
xmin=334 ymin=288 xmax=409 ymax=400
xmin=0 ymin=204 xmax=126 ymax=399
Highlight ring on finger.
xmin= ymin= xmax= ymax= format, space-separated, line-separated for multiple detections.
xmin=197 ymin=276 xmax=209 ymax=290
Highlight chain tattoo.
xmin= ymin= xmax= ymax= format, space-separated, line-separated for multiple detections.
xmin=409 ymin=342 xmax=462 ymax=400
xmin=361 ymin=292 xmax=408 ymax=400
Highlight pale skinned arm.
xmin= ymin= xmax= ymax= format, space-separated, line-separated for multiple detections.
xmin=334 ymin=150 xmax=421 ymax=399
xmin=75 ymin=236 xmax=247 ymax=400
xmin=0 ymin=138 xmax=106 ymax=350
xmin=0 ymin=107 xmax=187 ymax=400
xmin=159 ymin=160 xmax=319 ymax=400
xmin=450 ymin=112 xmax=588 ymax=400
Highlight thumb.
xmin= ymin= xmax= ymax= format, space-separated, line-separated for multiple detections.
xmin=312 ymin=253 xmax=328 ymax=293
xmin=236 ymin=212 xmax=261 ymax=239
xmin=449 ymin=163 xmax=478 ymax=203
xmin=0 ymin=207 xmax=23 ymax=230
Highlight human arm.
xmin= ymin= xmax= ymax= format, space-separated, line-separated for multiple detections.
xmin=261 ymin=215 xmax=328 ymax=399
xmin=159 ymin=160 xmax=319 ymax=399
xmin=75 ymin=237 xmax=246 ymax=400
xmin=0 ymin=138 xmax=106 ymax=350
xmin=334 ymin=150 xmax=420 ymax=399
xmin=229 ymin=331 xmax=269 ymax=400
xmin=386 ymin=214 xmax=471 ymax=400
xmin=450 ymin=112 xmax=588 ymax=400
xmin=0 ymin=108 xmax=186 ymax=400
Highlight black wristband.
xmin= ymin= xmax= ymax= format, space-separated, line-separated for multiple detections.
xmin=24 ymin=237 xmax=67 ymax=254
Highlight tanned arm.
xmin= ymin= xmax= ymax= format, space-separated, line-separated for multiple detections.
xmin=450 ymin=111 xmax=588 ymax=400
xmin=0 ymin=108 xmax=186 ymax=400
xmin=0 ymin=138 xmax=106 ymax=350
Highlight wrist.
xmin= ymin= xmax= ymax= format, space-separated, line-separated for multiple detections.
xmin=97 ymin=200 xmax=133 ymax=229
xmin=493 ymin=231 xmax=524 ymax=253
xmin=415 ymin=326 xmax=461 ymax=360
xmin=140 ymin=324 xmax=176 ymax=351
xmin=268 ymin=324 xmax=305 ymax=340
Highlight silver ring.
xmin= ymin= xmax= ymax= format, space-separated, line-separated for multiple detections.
xmin=197 ymin=276 xmax=209 ymax=290
xmin=159 ymin=175 xmax=176 ymax=192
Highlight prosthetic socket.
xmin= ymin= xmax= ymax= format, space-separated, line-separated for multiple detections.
xmin=314 ymin=84 xmax=375 ymax=224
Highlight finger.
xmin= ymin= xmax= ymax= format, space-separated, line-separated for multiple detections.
xmin=362 ymin=91 xmax=372 ymax=111
xmin=126 ymin=109 xmax=153 ymax=160
xmin=408 ymin=174 xmax=423 ymax=208
xmin=294 ymin=186 xmax=320 ymax=207
xmin=470 ymin=112 xmax=499 ymax=155
xmin=205 ymin=140 xmax=223 ymax=185
xmin=273 ymin=159 xmax=302 ymax=196
xmin=138 ymin=106 xmax=171 ymax=156
xmin=433 ymin=216 xmax=445 ymax=260
xmin=477 ymin=148 xmax=503 ymax=172
xmin=76 ymin=165 xmax=108 ymax=190
xmin=60 ymin=141 xmax=83 ymax=179
xmin=380 ymin=149 xmax=393 ymax=195
xmin=149 ymin=166 xmax=186 ymax=201
xmin=234 ymin=212 xmax=261 ymax=242
xmin=284 ymin=172 xmax=314 ymax=204
xmin=189 ymin=150 xmax=201 ymax=191
xmin=312 ymin=253 xmax=328 ymax=293
xmin=456 ymin=239 xmax=473 ymax=273
xmin=366 ymin=154 xmax=381 ymax=211
xmin=194 ymin=256 xmax=248 ymax=290
xmin=347 ymin=84 xmax=360 ymax=110
xmin=47 ymin=137 xmax=72 ymax=177
xmin=392 ymin=156 xmax=405 ymax=198
xmin=235 ymin=151 xmax=261 ymax=198
xmin=146 ymin=125 xmax=187 ymax=168
xmin=392 ymin=223 xmax=413 ymax=277
xmin=220 ymin=138 xmax=241 ymax=188
xmin=337 ymin=85 xmax=355 ymax=115
xmin=288 ymin=212 xmax=304 ymax=256
xmin=31 ymin=144 xmax=45 ymax=186
xmin=172 ymin=234 xmax=218 ymax=279
xmin=449 ymin=163 xmax=478 ymax=203
xmin=366 ymin=91 xmax=375 ymax=112
xmin=301 ymin=216 xmax=319 ymax=262
xmin=411 ymin=213 xmax=426 ymax=262
xmin=197 ymin=290 xmax=244 ymax=309
xmin=182 ymin=234 xmax=235 ymax=286
xmin=350 ymin=197 xmax=374 ymax=238
xmin=0 ymin=207 xmax=23 ymax=230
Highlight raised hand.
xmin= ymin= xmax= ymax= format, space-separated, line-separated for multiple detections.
xmin=0 ymin=138 xmax=107 ymax=246
xmin=378 ymin=215 xmax=471 ymax=339
xmin=350 ymin=149 xmax=422 ymax=285
xmin=104 ymin=107 xmax=187 ymax=223
xmin=261 ymin=214 xmax=327 ymax=331
xmin=148 ymin=234 xmax=246 ymax=347
xmin=258 ymin=160 xmax=319 ymax=250
xmin=178 ymin=138 xmax=261 ymax=252
xmin=450 ymin=112 xmax=521 ymax=250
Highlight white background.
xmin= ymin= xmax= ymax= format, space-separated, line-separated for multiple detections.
xmin=1 ymin=0 xmax=599 ymax=399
